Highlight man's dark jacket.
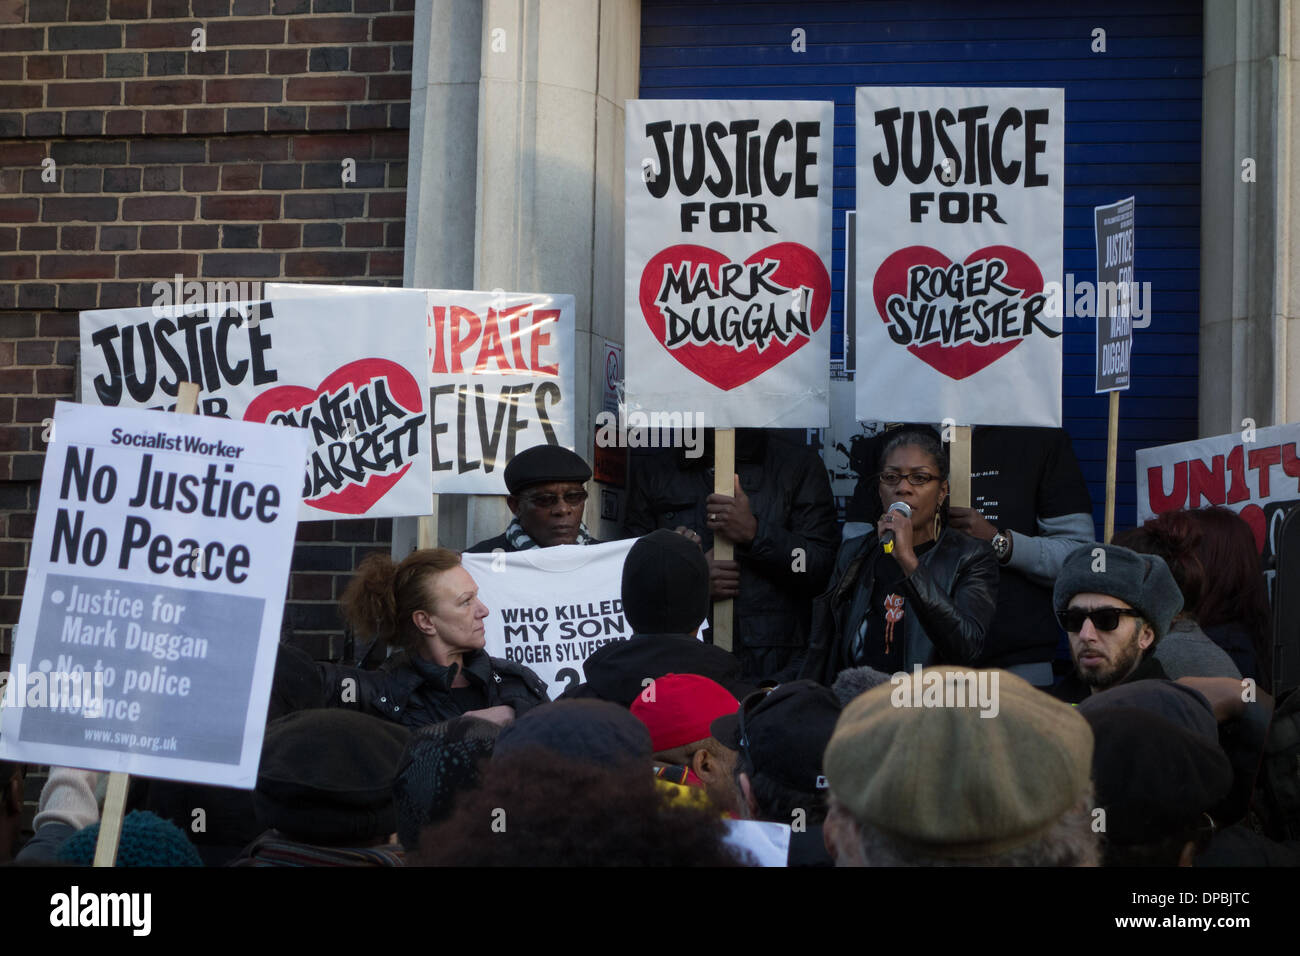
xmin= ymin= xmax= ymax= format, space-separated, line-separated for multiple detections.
xmin=624 ymin=432 xmax=838 ymax=680
xmin=282 ymin=643 xmax=549 ymax=727
xmin=463 ymin=531 xmax=516 ymax=554
xmin=800 ymin=527 xmax=999 ymax=686
xmin=558 ymin=632 xmax=754 ymax=707
xmin=464 ymin=530 xmax=602 ymax=554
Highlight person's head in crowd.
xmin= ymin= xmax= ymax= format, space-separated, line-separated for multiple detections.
xmin=0 ymin=760 xmax=24 ymax=863
xmin=1185 ymin=507 xmax=1273 ymax=686
xmin=823 ymin=668 xmax=1099 ymax=866
xmin=267 ymin=640 xmax=327 ymax=719
xmin=56 ymin=810 xmax=203 ymax=867
xmin=711 ymin=681 xmax=843 ymax=826
xmin=342 ymin=547 xmax=488 ymax=669
xmin=135 ymin=779 xmax=262 ymax=868
xmin=494 ymin=699 xmax=652 ymax=767
xmin=1080 ymin=696 xmax=1232 ymax=866
xmin=253 ymin=709 xmax=409 ymax=850
xmin=414 ymin=749 xmax=748 ymax=866
xmin=503 ymin=444 xmax=593 ymax=547
xmin=877 ymin=428 xmax=950 ymax=547
xmin=831 ymin=665 xmax=894 ymax=706
xmin=1113 ymin=512 xmax=1204 ymax=620
xmin=394 ymin=716 xmax=499 ymax=849
xmin=1053 ymin=543 xmax=1183 ymax=693
xmin=630 ymin=673 xmax=740 ymax=813
xmin=621 ymin=529 xmax=710 ymax=636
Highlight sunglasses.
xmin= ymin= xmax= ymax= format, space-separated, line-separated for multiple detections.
xmin=520 ymin=490 xmax=588 ymax=509
xmin=1056 ymin=607 xmax=1143 ymax=633
xmin=878 ymin=471 xmax=941 ymax=487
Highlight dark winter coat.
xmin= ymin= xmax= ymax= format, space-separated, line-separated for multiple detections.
xmin=624 ymin=433 xmax=839 ymax=680
xmin=557 ymin=632 xmax=755 ymax=707
xmin=800 ymin=527 xmax=999 ymax=686
xmin=304 ymin=644 xmax=549 ymax=728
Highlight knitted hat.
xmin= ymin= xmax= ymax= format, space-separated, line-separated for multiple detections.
xmin=621 ymin=530 xmax=710 ymax=635
xmin=712 ymin=680 xmax=843 ymax=794
xmin=255 ymin=709 xmax=410 ymax=846
xmin=56 ymin=810 xmax=203 ymax=867
xmin=494 ymin=699 xmax=652 ymax=767
xmin=1083 ymin=706 xmax=1232 ymax=845
xmin=630 ymin=674 xmax=738 ymax=753
xmin=393 ymin=715 xmax=499 ymax=849
xmin=824 ymin=668 xmax=1094 ymax=858
xmin=504 ymin=444 xmax=591 ymax=495
xmin=1053 ymin=543 xmax=1184 ymax=641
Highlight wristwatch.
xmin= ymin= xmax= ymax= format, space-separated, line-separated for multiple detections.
xmin=991 ymin=531 xmax=1013 ymax=563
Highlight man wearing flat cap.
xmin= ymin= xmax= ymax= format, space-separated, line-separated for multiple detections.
xmin=1050 ymin=543 xmax=1182 ymax=704
xmin=465 ymin=445 xmax=599 ymax=553
xmin=822 ymin=667 xmax=1100 ymax=866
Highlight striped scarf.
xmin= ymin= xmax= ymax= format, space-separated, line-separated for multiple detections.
xmin=504 ymin=516 xmax=595 ymax=550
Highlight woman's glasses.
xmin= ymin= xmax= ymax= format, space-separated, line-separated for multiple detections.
xmin=878 ymin=471 xmax=940 ymax=487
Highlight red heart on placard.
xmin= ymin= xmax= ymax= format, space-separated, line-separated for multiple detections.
xmin=244 ymin=358 xmax=423 ymax=515
xmin=872 ymin=245 xmax=1045 ymax=381
xmin=639 ymin=242 xmax=830 ymax=391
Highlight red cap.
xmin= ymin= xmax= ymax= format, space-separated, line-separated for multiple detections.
xmin=630 ymin=673 xmax=739 ymax=753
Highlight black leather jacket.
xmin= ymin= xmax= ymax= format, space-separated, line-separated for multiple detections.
xmin=800 ymin=527 xmax=999 ymax=685
xmin=624 ymin=433 xmax=839 ymax=680
xmin=309 ymin=645 xmax=549 ymax=728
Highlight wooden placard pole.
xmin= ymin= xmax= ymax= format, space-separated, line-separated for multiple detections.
xmin=712 ymin=429 xmax=736 ymax=652
xmin=93 ymin=381 xmax=200 ymax=867
xmin=948 ymin=425 xmax=972 ymax=508
xmin=416 ymin=508 xmax=437 ymax=550
xmin=1104 ymin=391 xmax=1119 ymax=543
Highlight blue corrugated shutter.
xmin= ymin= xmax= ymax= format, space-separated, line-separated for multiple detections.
xmin=639 ymin=0 xmax=1202 ymax=535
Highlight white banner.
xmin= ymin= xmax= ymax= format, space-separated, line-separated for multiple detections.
xmin=462 ymin=539 xmax=636 ymax=698
xmin=855 ymin=87 xmax=1065 ymax=426
xmin=269 ymin=284 xmax=576 ymax=495
xmin=1136 ymin=423 xmax=1300 ymax=564
xmin=0 ymin=402 xmax=306 ymax=788
xmin=80 ymin=291 xmax=432 ymax=521
xmin=624 ymin=99 xmax=834 ymax=428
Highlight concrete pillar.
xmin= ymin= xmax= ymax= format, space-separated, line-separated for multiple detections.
xmin=1200 ymin=0 xmax=1300 ymax=435
xmin=398 ymin=0 xmax=640 ymax=553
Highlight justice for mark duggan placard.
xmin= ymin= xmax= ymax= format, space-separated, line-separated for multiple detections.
xmin=0 ymin=401 xmax=307 ymax=789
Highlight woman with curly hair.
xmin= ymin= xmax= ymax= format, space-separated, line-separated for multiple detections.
xmin=306 ymin=547 xmax=549 ymax=728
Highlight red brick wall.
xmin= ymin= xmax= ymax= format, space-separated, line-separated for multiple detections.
xmin=0 ymin=0 xmax=415 ymax=665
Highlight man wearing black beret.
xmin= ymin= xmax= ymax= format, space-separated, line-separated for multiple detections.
xmin=465 ymin=444 xmax=599 ymax=552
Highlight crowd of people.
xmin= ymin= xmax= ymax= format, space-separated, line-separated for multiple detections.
xmin=4 ymin=427 xmax=1298 ymax=867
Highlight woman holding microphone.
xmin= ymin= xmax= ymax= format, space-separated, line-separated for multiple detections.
xmin=801 ymin=429 xmax=999 ymax=685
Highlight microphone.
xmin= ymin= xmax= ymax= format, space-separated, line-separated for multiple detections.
xmin=881 ymin=501 xmax=912 ymax=554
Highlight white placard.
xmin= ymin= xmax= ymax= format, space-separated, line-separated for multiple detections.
xmin=269 ymin=283 xmax=576 ymax=495
xmin=855 ymin=87 xmax=1065 ymax=426
xmin=0 ymin=402 xmax=306 ymax=788
xmin=80 ymin=291 xmax=432 ymax=520
xmin=462 ymin=539 xmax=636 ymax=698
xmin=624 ymin=99 xmax=834 ymax=428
